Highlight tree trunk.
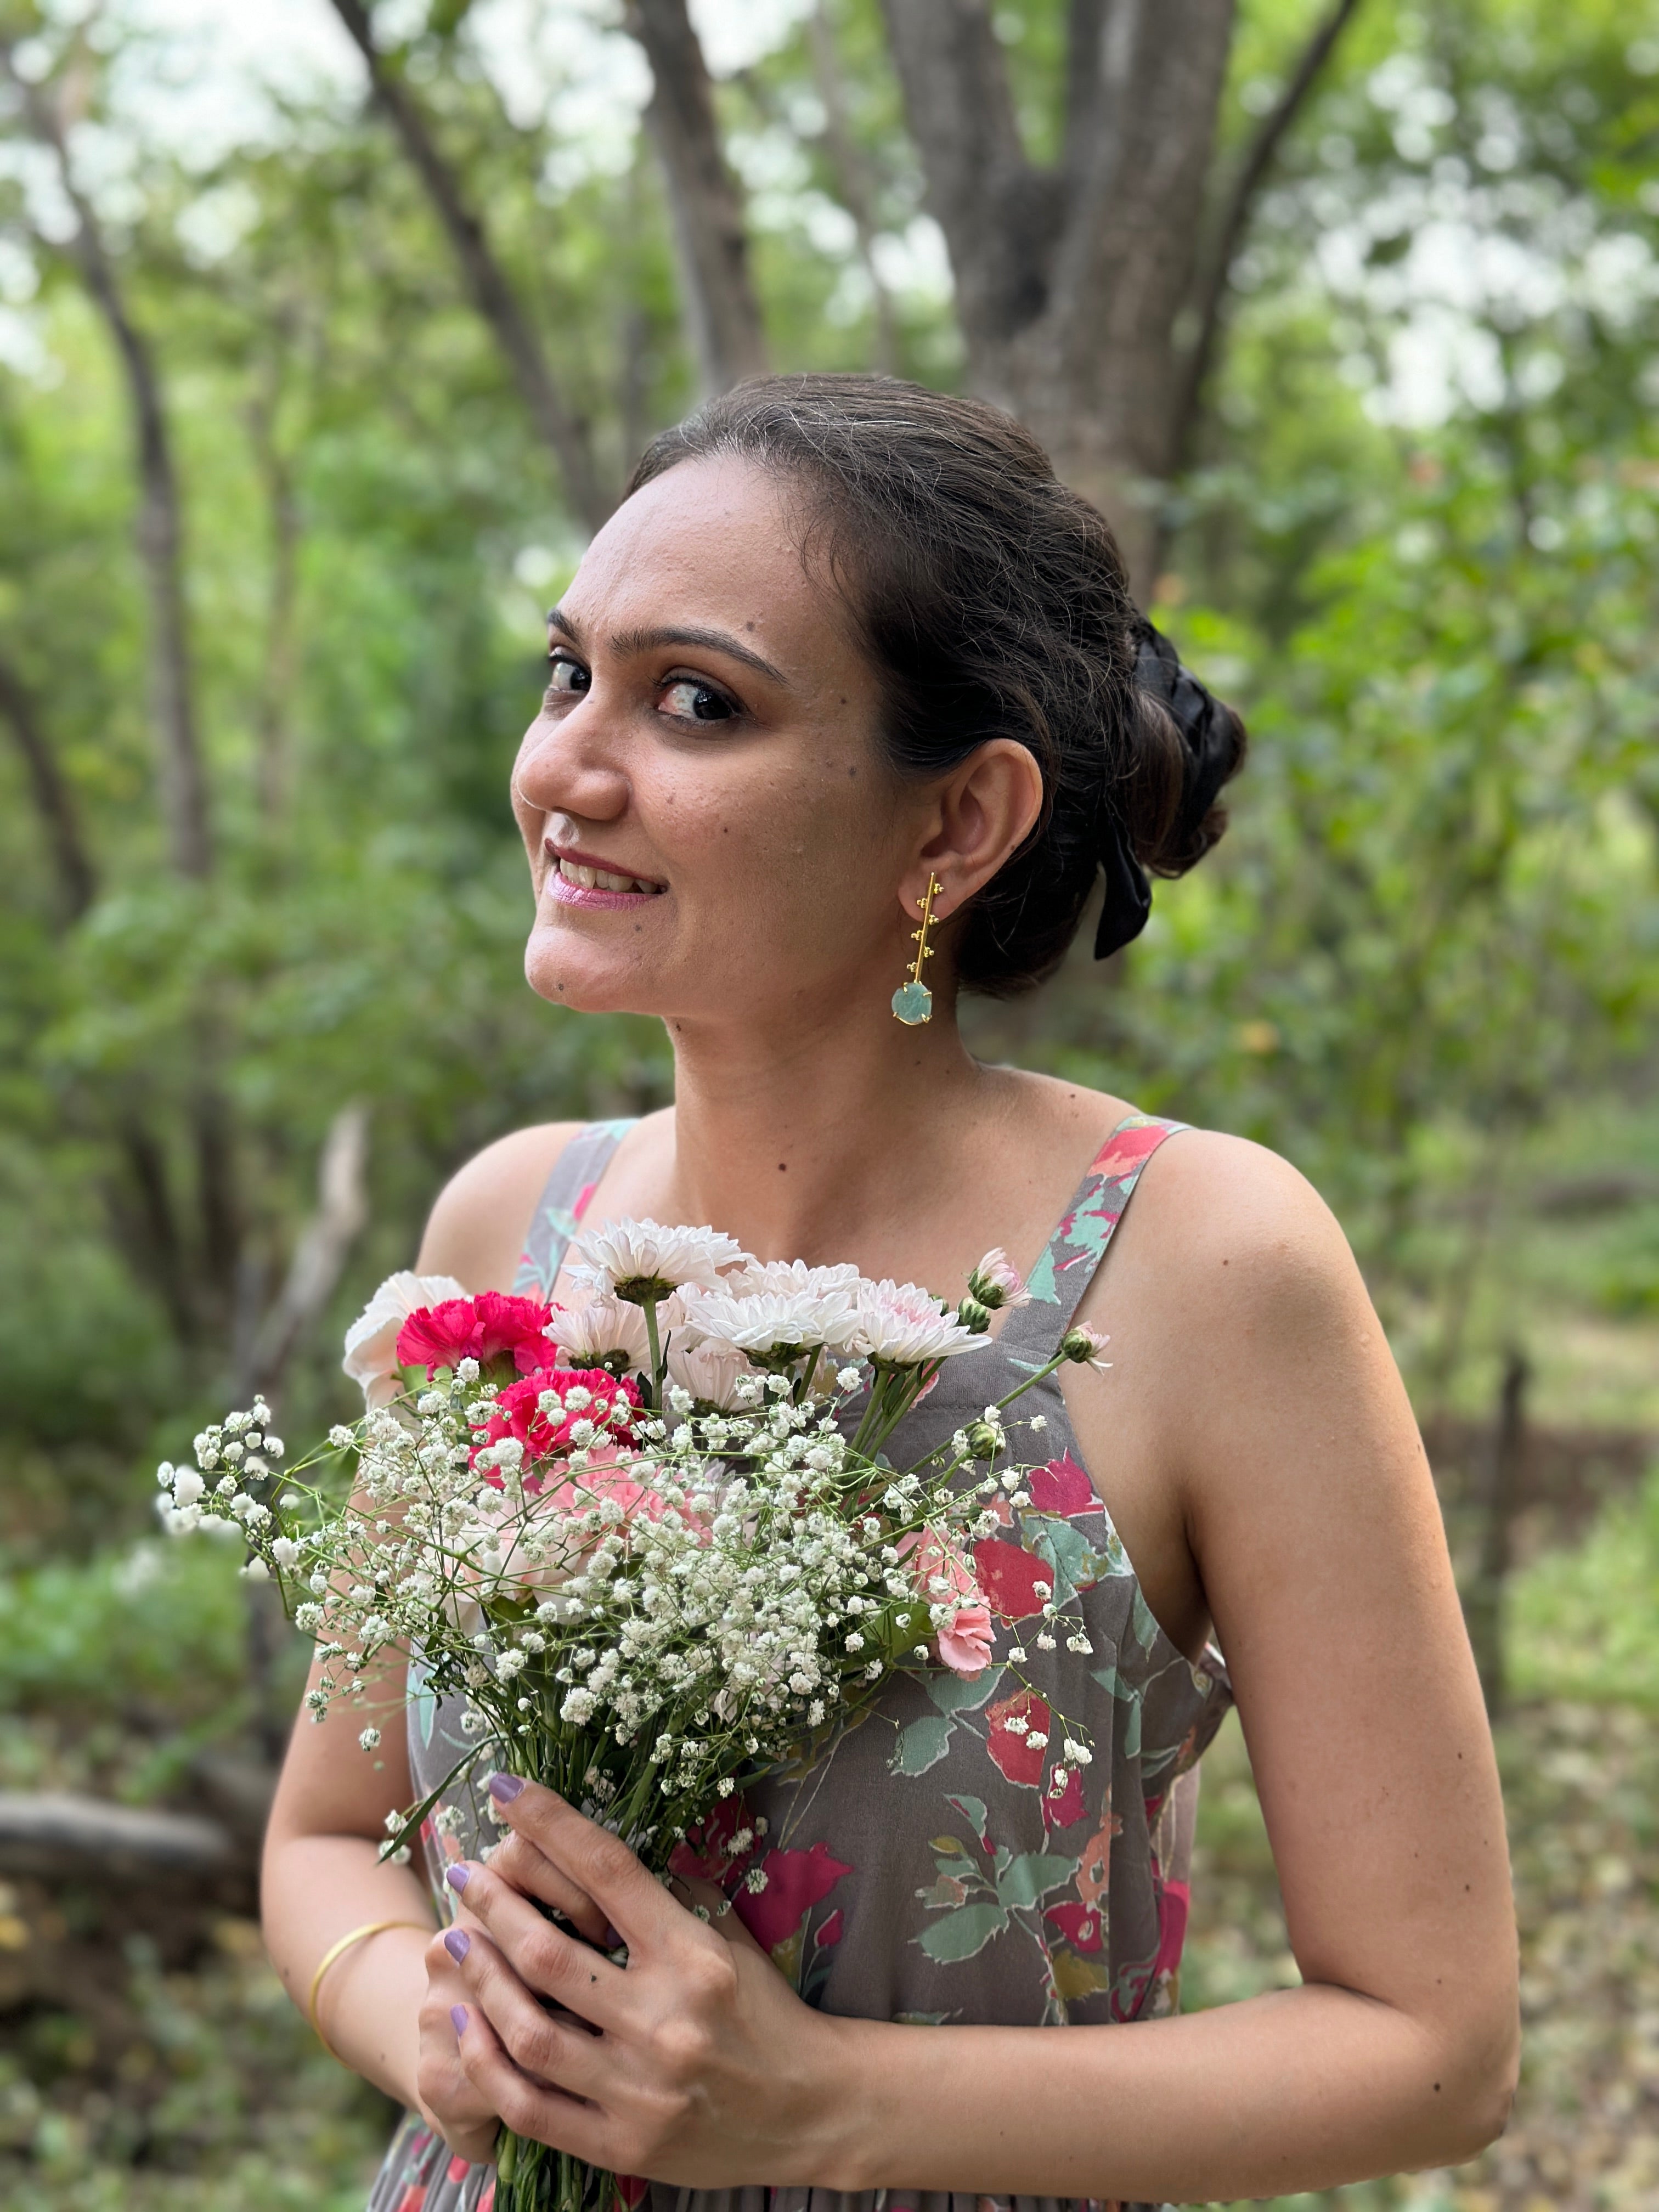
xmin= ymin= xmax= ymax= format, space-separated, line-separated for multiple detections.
xmin=625 ymin=0 xmax=769 ymax=397
xmin=2 ymin=48 xmax=213 ymax=878
xmin=328 ymin=0 xmax=610 ymax=532
xmin=874 ymin=0 xmax=1363 ymax=595
xmin=0 ymin=649 xmax=97 ymax=924
xmin=1465 ymin=1346 xmax=1530 ymax=1718
xmin=808 ymin=3 xmax=900 ymax=376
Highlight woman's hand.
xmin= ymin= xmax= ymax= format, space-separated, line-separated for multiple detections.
xmin=414 ymin=1921 xmax=504 ymax=2164
xmin=438 ymin=1774 xmax=857 ymax=2190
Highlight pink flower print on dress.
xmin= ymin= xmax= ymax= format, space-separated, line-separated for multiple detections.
xmin=1075 ymin=1801 xmax=1123 ymax=1910
xmin=985 ymin=1688 xmax=1052 ymax=1788
xmin=1043 ymin=1761 xmax=1087 ymax=1829
xmin=1026 ymin=1452 xmax=1096 ymax=1518
xmin=733 ymin=1841 xmax=852 ymax=1954
xmin=1088 ymin=1117 xmax=1168 ymax=1183
xmin=1045 ymin=1899 xmax=1104 ymax=1955
xmin=970 ymin=1535 xmax=1053 ymax=1621
xmin=668 ymin=1793 xmax=752 ymax=1889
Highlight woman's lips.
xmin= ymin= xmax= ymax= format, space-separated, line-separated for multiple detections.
xmin=544 ymin=844 xmax=666 ymax=911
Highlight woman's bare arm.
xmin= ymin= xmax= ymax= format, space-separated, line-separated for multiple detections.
xmin=258 ymin=1120 xmax=583 ymax=2138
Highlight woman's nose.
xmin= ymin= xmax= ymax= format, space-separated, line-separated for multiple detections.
xmin=513 ymin=701 xmax=629 ymax=824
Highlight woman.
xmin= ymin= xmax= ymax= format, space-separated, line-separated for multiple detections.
xmin=263 ymin=375 xmax=1518 ymax=2212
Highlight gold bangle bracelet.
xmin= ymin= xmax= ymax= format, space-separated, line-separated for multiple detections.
xmin=307 ymin=1917 xmax=433 ymax=2063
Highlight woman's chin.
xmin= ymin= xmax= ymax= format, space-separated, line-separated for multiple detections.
xmin=524 ymin=934 xmax=660 ymax=1017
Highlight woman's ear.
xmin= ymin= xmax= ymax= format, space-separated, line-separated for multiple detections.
xmin=900 ymin=741 xmax=1045 ymax=919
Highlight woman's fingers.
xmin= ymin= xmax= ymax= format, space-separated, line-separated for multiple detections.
xmin=417 ymin=1932 xmax=504 ymax=2163
xmin=444 ymin=1858 xmax=624 ymax=2025
xmin=444 ymin=1924 xmax=610 ymax=2102
xmin=450 ymin=1986 xmax=612 ymax=2166
xmin=481 ymin=1827 xmax=613 ymax=1949
xmin=482 ymin=1774 xmax=683 ymax=1953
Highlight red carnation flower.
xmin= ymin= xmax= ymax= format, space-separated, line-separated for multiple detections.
xmin=395 ymin=1291 xmax=557 ymax=1376
xmin=396 ymin=1297 xmax=486 ymax=1373
xmin=474 ymin=1365 xmax=640 ymax=1477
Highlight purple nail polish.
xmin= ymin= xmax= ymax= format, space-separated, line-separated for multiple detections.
xmin=487 ymin=1771 xmax=526 ymax=1802
xmin=605 ymin=1925 xmax=623 ymax=1951
xmin=445 ymin=1864 xmax=470 ymax=1893
xmin=444 ymin=1928 xmax=471 ymax=1963
xmin=450 ymin=2005 xmax=469 ymax=2036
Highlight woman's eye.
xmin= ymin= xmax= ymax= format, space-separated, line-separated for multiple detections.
xmin=546 ymin=655 xmax=590 ymax=698
xmin=660 ymin=678 xmax=737 ymax=725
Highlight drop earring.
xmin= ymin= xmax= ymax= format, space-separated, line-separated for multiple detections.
xmin=891 ymin=874 xmax=943 ymax=1025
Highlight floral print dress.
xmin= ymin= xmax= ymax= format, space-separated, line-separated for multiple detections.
xmin=368 ymin=1115 xmax=1232 ymax=2212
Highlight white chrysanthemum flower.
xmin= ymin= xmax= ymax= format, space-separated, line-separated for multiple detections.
xmin=725 ymin=1257 xmax=862 ymax=1297
xmin=851 ymin=1279 xmax=982 ymax=1366
xmin=342 ymin=1271 xmax=469 ymax=1403
xmin=678 ymin=1283 xmax=860 ymax=1355
xmin=967 ymin=1248 xmax=1032 ymax=1310
xmin=547 ymin=1291 xmax=661 ymax=1368
xmin=571 ymin=1217 xmax=750 ymax=1299
xmin=665 ymin=1335 xmax=760 ymax=1410
xmin=1060 ymin=1323 xmax=1113 ymax=1371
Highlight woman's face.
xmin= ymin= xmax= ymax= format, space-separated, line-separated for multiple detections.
xmin=511 ymin=454 xmax=918 ymax=1028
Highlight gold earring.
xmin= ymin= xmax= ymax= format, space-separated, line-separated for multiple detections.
xmin=891 ymin=874 xmax=943 ymax=1025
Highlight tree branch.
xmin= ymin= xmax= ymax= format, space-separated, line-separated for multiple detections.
xmin=1 ymin=40 xmax=213 ymax=882
xmin=246 ymin=1102 xmax=371 ymax=1397
xmin=326 ymin=0 xmax=610 ymax=531
xmin=624 ymin=0 xmax=768 ymax=396
xmin=1170 ymin=0 xmax=1366 ymax=470
xmin=807 ymin=1 xmax=899 ymax=375
xmin=0 ymin=648 xmax=97 ymax=924
xmin=875 ymin=0 xmax=1059 ymax=375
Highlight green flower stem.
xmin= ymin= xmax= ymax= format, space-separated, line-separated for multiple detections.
xmin=642 ymin=1298 xmax=663 ymax=1410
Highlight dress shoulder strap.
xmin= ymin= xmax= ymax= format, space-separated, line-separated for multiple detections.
xmin=997 ymin=1111 xmax=1190 ymax=1362
xmin=512 ymin=1119 xmax=637 ymax=1297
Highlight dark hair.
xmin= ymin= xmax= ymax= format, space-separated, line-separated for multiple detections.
xmin=629 ymin=373 xmax=1245 ymax=997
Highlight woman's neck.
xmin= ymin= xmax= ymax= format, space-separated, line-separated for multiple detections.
xmin=652 ymin=986 xmax=1000 ymax=1269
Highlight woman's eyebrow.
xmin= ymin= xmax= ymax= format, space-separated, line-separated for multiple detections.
xmin=548 ymin=606 xmax=789 ymax=688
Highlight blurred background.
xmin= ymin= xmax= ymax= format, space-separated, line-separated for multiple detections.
xmin=0 ymin=0 xmax=1655 ymax=2204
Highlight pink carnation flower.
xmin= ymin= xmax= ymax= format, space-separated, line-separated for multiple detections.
xmin=901 ymin=1526 xmax=995 ymax=1677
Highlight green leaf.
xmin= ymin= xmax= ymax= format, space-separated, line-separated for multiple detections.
xmin=916 ymin=1903 xmax=1008 ymax=1962
xmin=929 ymin=1834 xmax=966 ymax=1855
xmin=890 ymin=1714 xmax=953 ymax=1776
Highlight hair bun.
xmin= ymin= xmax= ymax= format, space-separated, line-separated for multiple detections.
xmin=1093 ymin=620 xmax=1247 ymax=961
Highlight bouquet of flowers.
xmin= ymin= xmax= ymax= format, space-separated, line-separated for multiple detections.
xmin=157 ymin=1219 xmax=1108 ymax=2212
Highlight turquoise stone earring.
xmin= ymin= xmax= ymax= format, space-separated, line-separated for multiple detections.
xmin=891 ymin=874 xmax=943 ymax=1025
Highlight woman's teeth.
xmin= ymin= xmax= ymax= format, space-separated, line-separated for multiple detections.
xmin=556 ymin=857 xmax=658 ymax=894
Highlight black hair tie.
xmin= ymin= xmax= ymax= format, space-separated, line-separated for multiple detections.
xmin=1093 ymin=618 xmax=1235 ymax=962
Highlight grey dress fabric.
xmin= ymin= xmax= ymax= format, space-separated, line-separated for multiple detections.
xmin=368 ymin=1115 xmax=1231 ymax=2212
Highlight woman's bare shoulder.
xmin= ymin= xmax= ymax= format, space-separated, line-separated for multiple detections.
xmin=415 ymin=1121 xmax=589 ymax=1291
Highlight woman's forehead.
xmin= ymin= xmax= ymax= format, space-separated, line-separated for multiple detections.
xmin=561 ymin=455 xmax=830 ymax=659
